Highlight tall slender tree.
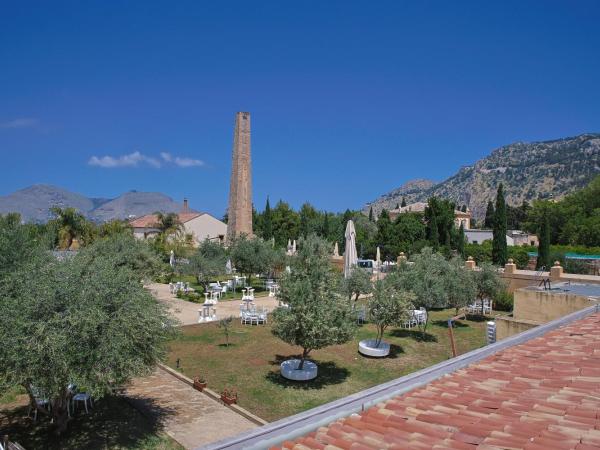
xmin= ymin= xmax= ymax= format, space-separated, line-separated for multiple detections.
xmin=484 ymin=201 xmax=495 ymax=228
xmin=368 ymin=206 xmax=374 ymax=222
xmin=401 ymin=197 xmax=407 ymax=208
xmin=492 ymin=184 xmax=508 ymax=266
xmin=536 ymin=208 xmax=551 ymax=269
xmin=457 ymin=223 xmax=465 ymax=257
xmin=262 ymin=197 xmax=273 ymax=240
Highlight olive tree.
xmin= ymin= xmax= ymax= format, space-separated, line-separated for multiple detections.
xmin=342 ymin=267 xmax=373 ymax=302
xmin=76 ymin=232 xmax=166 ymax=281
xmin=184 ymin=239 xmax=227 ymax=290
xmin=472 ymin=262 xmax=505 ymax=314
xmin=445 ymin=257 xmax=477 ymax=315
xmin=390 ymin=247 xmax=449 ymax=333
xmin=368 ymin=278 xmax=414 ymax=347
xmin=271 ymin=235 xmax=356 ymax=370
xmin=229 ymin=235 xmax=281 ymax=283
xmin=0 ymin=231 xmax=177 ymax=435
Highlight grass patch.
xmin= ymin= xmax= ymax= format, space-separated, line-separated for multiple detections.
xmin=167 ymin=308 xmax=489 ymax=422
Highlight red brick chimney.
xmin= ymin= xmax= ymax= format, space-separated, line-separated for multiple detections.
xmin=182 ymin=198 xmax=189 ymax=213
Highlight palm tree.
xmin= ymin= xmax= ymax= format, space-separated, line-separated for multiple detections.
xmin=154 ymin=212 xmax=184 ymax=237
xmin=49 ymin=207 xmax=87 ymax=249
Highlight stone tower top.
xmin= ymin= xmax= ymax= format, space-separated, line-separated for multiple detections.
xmin=226 ymin=112 xmax=253 ymax=242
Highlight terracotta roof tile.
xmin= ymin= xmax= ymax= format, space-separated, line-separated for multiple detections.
xmin=272 ymin=313 xmax=600 ymax=450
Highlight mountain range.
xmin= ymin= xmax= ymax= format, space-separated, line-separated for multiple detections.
xmin=365 ymin=133 xmax=600 ymax=219
xmin=0 ymin=185 xmax=185 ymax=223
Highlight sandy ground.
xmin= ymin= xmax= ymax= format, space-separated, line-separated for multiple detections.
xmin=146 ymin=282 xmax=280 ymax=326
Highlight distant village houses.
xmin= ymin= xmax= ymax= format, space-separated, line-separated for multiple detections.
xmin=388 ymin=202 xmax=472 ymax=229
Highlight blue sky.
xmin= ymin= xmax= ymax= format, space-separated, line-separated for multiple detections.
xmin=1 ymin=1 xmax=599 ymax=216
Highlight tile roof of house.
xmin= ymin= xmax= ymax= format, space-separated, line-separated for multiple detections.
xmin=129 ymin=212 xmax=202 ymax=228
xmin=270 ymin=313 xmax=600 ymax=450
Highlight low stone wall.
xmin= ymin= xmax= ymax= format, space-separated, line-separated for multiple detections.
xmin=496 ymin=316 xmax=538 ymax=341
xmin=513 ymin=288 xmax=600 ymax=323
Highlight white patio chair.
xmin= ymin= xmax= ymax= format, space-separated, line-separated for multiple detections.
xmin=72 ymin=392 xmax=93 ymax=414
xmin=482 ymin=298 xmax=492 ymax=315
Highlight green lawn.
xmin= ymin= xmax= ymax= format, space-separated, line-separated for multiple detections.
xmin=166 ymin=309 xmax=490 ymax=422
xmin=0 ymin=392 xmax=182 ymax=450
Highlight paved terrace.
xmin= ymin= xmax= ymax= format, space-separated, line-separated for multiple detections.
xmin=126 ymin=367 xmax=257 ymax=449
xmin=147 ymin=282 xmax=279 ymax=326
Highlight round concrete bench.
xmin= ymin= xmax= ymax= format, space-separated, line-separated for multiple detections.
xmin=280 ymin=359 xmax=318 ymax=381
xmin=358 ymin=339 xmax=390 ymax=357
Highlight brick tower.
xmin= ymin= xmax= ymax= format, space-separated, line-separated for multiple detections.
xmin=226 ymin=112 xmax=253 ymax=241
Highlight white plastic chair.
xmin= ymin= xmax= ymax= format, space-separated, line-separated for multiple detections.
xmin=72 ymin=393 xmax=93 ymax=414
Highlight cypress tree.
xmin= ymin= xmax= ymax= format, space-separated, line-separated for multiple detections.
xmin=461 ymin=204 xmax=467 ymax=213
xmin=484 ymin=201 xmax=495 ymax=228
xmin=395 ymin=203 xmax=400 ymax=209
xmin=537 ymin=208 xmax=551 ymax=269
xmin=322 ymin=212 xmax=330 ymax=239
xmin=401 ymin=197 xmax=407 ymax=208
xmin=457 ymin=223 xmax=465 ymax=257
xmin=492 ymin=184 xmax=508 ymax=266
xmin=427 ymin=212 xmax=439 ymax=248
xmin=368 ymin=206 xmax=374 ymax=222
xmin=263 ymin=197 xmax=273 ymax=240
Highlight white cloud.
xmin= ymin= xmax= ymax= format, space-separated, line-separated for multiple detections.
xmin=0 ymin=118 xmax=38 ymax=129
xmin=88 ymin=151 xmax=161 ymax=168
xmin=89 ymin=151 xmax=204 ymax=169
xmin=174 ymin=157 xmax=204 ymax=168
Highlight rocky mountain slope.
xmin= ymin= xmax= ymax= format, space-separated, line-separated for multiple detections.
xmin=365 ymin=133 xmax=600 ymax=219
xmin=0 ymin=184 xmax=184 ymax=222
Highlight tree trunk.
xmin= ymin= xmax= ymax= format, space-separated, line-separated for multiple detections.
xmin=51 ymin=389 xmax=71 ymax=435
xmin=298 ymin=348 xmax=310 ymax=370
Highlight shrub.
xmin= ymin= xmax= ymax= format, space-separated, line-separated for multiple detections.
xmin=493 ymin=290 xmax=514 ymax=312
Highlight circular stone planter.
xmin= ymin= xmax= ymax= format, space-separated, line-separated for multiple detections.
xmin=280 ymin=359 xmax=318 ymax=381
xmin=358 ymin=339 xmax=390 ymax=357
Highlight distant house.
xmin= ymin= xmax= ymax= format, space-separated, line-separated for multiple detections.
xmin=465 ymin=229 xmax=538 ymax=246
xmin=388 ymin=202 xmax=471 ymax=229
xmin=129 ymin=200 xmax=227 ymax=245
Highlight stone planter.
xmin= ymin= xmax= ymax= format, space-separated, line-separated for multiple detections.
xmin=220 ymin=389 xmax=238 ymax=405
xmin=193 ymin=378 xmax=207 ymax=391
xmin=358 ymin=339 xmax=390 ymax=357
xmin=280 ymin=359 xmax=318 ymax=381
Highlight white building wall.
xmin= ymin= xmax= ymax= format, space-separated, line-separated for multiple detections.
xmin=184 ymin=214 xmax=227 ymax=245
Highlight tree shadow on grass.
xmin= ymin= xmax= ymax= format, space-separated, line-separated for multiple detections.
xmin=0 ymin=395 xmax=176 ymax=450
xmin=265 ymin=355 xmax=350 ymax=389
xmin=389 ymin=328 xmax=438 ymax=342
xmin=464 ymin=314 xmax=493 ymax=322
xmin=431 ymin=319 xmax=469 ymax=328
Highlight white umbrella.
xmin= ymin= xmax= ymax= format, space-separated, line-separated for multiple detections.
xmin=344 ymin=220 xmax=358 ymax=279
xmin=376 ymin=246 xmax=381 ymax=268
xmin=169 ymin=250 xmax=175 ymax=267
xmin=292 ymin=239 xmax=296 ymax=254
xmin=333 ymin=242 xmax=340 ymax=257
xmin=225 ymin=258 xmax=233 ymax=275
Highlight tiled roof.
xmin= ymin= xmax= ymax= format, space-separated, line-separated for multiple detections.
xmin=272 ymin=313 xmax=600 ymax=450
xmin=129 ymin=212 xmax=202 ymax=228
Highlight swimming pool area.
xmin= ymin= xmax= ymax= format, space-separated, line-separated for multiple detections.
xmin=527 ymin=282 xmax=600 ymax=298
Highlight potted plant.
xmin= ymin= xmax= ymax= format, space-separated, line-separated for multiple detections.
xmin=271 ymin=235 xmax=356 ymax=381
xmin=359 ymin=278 xmax=414 ymax=357
xmin=193 ymin=375 xmax=207 ymax=391
xmin=220 ymin=388 xmax=238 ymax=405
